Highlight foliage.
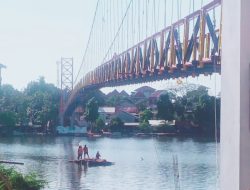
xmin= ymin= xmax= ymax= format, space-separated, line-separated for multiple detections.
xmin=94 ymin=117 xmax=105 ymax=133
xmin=138 ymin=121 xmax=151 ymax=133
xmin=0 ymin=85 xmax=22 ymax=113
xmin=85 ymin=97 xmax=99 ymax=123
xmin=109 ymin=117 xmax=124 ymax=132
xmin=157 ymin=93 xmax=174 ymax=120
xmin=0 ymin=112 xmax=16 ymax=127
xmin=173 ymin=97 xmax=186 ymax=121
xmin=194 ymin=95 xmax=221 ymax=134
xmin=140 ymin=109 xmax=153 ymax=123
xmin=135 ymin=99 xmax=148 ymax=112
xmin=24 ymin=77 xmax=60 ymax=126
xmin=0 ymin=77 xmax=60 ymax=131
xmin=0 ymin=165 xmax=46 ymax=190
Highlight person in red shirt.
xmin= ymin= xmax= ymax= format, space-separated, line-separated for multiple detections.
xmin=77 ymin=145 xmax=83 ymax=160
xmin=83 ymin=145 xmax=89 ymax=159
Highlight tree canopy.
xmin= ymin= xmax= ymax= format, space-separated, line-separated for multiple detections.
xmin=0 ymin=77 xmax=60 ymax=128
xmin=85 ymin=97 xmax=99 ymax=123
xmin=157 ymin=93 xmax=174 ymax=120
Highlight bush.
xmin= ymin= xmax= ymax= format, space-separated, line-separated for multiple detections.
xmin=138 ymin=122 xmax=152 ymax=133
xmin=0 ymin=165 xmax=46 ymax=190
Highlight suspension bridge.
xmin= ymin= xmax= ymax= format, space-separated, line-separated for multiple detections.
xmin=61 ymin=0 xmax=221 ymax=117
xmin=57 ymin=0 xmax=250 ymax=189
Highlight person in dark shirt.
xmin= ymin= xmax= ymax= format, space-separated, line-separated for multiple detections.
xmin=83 ymin=145 xmax=89 ymax=159
xmin=96 ymin=151 xmax=101 ymax=159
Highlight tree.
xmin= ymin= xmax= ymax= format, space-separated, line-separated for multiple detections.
xmin=0 ymin=112 xmax=16 ymax=127
xmin=138 ymin=121 xmax=151 ymax=133
xmin=24 ymin=77 xmax=60 ymax=126
xmin=194 ymin=94 xmax=220 ymax=134
xmin=173 ymin=97 xmax=186 ymax=121
xmin=94 ymin=117 xmax=105 ymax=133
xmin=140 ymin=109 xmax=153 ymax=123
xmin=0 ymin=84 xmax=23 ymax=113
xmin=109 ymin=117 xmax=124 ymax=132
xmin=85 ymin=97 xmax=99 ymax=123
xmin=157 ymin=93 xmax=174 ymax=120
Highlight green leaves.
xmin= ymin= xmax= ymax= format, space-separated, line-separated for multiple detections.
xmin=0 ymin=165 xmax=46 ymax=190
xmin=157 ymin=93 xmax=174 ymax=121
xmin=85 ymin=97 xmax=99 ymax=123
xmin=0 ymin=77 xmax=60 ymax=128
xmin=23 ymin=78 xmax=60 ymax=126
xmin=109 ymin=117 xmax=124 ymax=132
xmin=0 ymin=112 xmax=16 ymax=127
xmin=94 ymin=117 xmax=105 ymax=133
xmin=140 ymin=109 xmax=153 ymax=123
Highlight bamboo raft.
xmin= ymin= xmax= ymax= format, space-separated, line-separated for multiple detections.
xmin=0 ymin=160 xmax=24 ymax=165
xmin=69 ymin=158 xmax=114 ymax=167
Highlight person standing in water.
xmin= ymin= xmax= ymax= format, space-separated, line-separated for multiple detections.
xmin=83 ymin=145 xmax=89 ymax=159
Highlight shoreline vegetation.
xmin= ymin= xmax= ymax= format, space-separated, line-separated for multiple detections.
xmin=0 ymin=77 xmax=220 ymax=138
xmin=0 ymin=165 xmax=46 ymax=190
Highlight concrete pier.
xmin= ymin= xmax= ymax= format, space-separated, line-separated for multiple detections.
xmin=221 ymin=0 xmax=250 ymax=189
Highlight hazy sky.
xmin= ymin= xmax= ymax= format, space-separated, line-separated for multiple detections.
xmin=0 ymin=0 xmax=220 ymax=93
xmin=0 ymin=0 xmax=97 ymax=90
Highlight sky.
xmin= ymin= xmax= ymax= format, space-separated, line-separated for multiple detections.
xmin=0 ymin=0 xmax=220 ymax=94
xmin=0 ymin=0 xmax=97 ymax=90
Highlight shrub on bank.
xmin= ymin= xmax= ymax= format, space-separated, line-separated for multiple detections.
xmin=0 ymin=165 xmax=46 ymax=190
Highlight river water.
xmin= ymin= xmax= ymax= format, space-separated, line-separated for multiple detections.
xmin=0 ymin=136 xmax=219 ymax=190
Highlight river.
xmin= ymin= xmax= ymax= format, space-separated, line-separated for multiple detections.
xmin=0 ymin=136 xmax=219 ymax=190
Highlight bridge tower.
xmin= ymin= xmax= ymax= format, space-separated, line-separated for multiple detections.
xmin=221 ymin=0 xmax=250 ymax=189
xmin=59 ymin=57 xmax=73 ymax=125
xmin=0 ymin=63 xmax=6 ymax=86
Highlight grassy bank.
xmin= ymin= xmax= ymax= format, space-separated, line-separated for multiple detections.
xmin=0 ymin=165 xmax=46 ymax=190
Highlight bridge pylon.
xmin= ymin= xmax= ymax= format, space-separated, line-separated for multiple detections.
xmin=221 ymin=0 xmax=250 ymax=189
xmin=59 ymin=57 xmax=73 ymax=126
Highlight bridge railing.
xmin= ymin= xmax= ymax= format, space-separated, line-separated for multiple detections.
xmin=64 ymin=0 xmax=221 ymax=115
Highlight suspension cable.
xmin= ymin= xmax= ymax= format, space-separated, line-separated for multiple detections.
xmin=153 ymin=0 xmax=156 ymax=33
xmin=213 ymin=1 xmax=219 ymax=189
xmin=164 ymin=0 xmax=166 ymax=27
xmin=146 ymin=0 xmax=148 ymax=37
xmin=74 ymin=0 xmax=100 ymax=85
xmin=127 ymin=0 xmax=129 ymax=49
xmin=171 ymin=0 xmax=174 ymax=24
xmin=102 ymin=0 xmax=133 ymax=64
xmin=138 ymin=0 xmax=140 ymax=41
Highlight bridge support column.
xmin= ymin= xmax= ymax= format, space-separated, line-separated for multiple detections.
xmin=221 ymin=0 xmax=250 ymax=189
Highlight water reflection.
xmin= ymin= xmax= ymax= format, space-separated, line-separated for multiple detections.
xmin=0 ymin=136 xmax=219 ymax=190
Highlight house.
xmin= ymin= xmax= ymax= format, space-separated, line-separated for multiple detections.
xmin=98 ymin=107 xmax=116 ymax=124
xmin=111 ymin=110 xmax=139 ymax=133
xmin=106 ymin=89 xmax=120 ymax=98
xmin=132 ymin=86 xmax=156 ymax=98
xmin=115 ymin=98 xmax=138 ymax=113
xmin=111 ymin=110 xmax=139 ymax=123
xmin=131 ymin=91 xmax=146 ymax=102
xmin=119 ymin=90 xmax=129 ymax=97
xmin=56 ymin=126 xmax=87 ymax=135
xmin=148 ymin=120 xmax=175 ymax=127
xmin=148 ymin=90 xmax=166 ymax=105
